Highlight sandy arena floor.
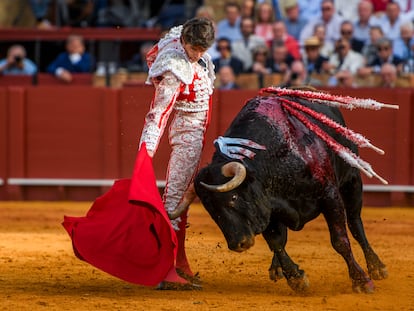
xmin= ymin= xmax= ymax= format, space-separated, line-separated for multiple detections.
xmin=0 ymin=201 xmax=413 ymax=311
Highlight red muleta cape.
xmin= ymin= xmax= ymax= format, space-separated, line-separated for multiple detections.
xmin=62 ymin=144 xmax=177 ymax=286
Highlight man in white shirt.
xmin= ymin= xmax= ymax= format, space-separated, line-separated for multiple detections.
xmin=299 ymin=0 xmax=343 ymax=46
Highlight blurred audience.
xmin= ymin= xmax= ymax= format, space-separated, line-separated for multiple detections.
xmin=301 ymin=36 xmax=329 ymax=76
xmin=231 ymin=17 xmax=266 ymax=72
xmin=358 ymin=37 xmax=404 ymax=76
xmin=300 ymin=0 xmax=344 ymax=46
xmin=241 ymin=0 xmax=256 ymax=18
xmin=47 ymin=35 xmax=92 ymax=82
xmin=379 ymin=62 xmax=399 ymax=87
xmin=249 ymin=45 xmax=272 ymax=75
xmin=0 ymin=44 xmax=37 ymax=75
xmin=271 ymin=20 xmax=300 ymax=60
xmin=297 ymin=0 xmax=322 ymax=22
xmin=28 ymin=0 xmax=53 ymax=29
xmin=393 ymin=22 xmax=414 ymax=61
xmin=213 ymin=37 xmax=244 ymax=76
xmin=312 ymin=23 xmax=334 ymax=58
xmin=254 ymin=1 xmax=275 ymax=46
xmin=124 ymin=41 xmax=154 ymax=73
xmin=282 ymin=0 xmax=308 ymax=41
xmin=334 ymin=69 xmax=357 ymax=87
xmin=217 ymin=65 xmax=240 ymax=90
xmin=267 ymin=41 xmax=295 ymax=74
xmin=361 ymin=25 xmax=385 ymax=66
xmin=328 ymin=38 xmax=364 ymax=75
xmin=373 ymin=1 xmax=410 ymax=41
xmin=217 ymin=1 xmax=243 ymax=43
xmin=335 ymin=0 xmax=360 ymax=22
xmin=57 ymin=0 xmax=95 ymax=27
xmin=353 ymin=0 xmax=376 ymax=45
xmin=340 ymin=20 xmax=364 ymax=53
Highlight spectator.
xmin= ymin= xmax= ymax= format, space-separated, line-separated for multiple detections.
xmin=267 ymin=41 xmax=295 ymax=74
xmin=369 ymin=0 xmax=391 ymax=17
xmin=379 ymin=62 xmax=399 ymax=87
xmin=301 ymin=36 xmax=330 ymax=76
xmin=57 ymin=0 xmax=95 ymax=27
xmin=334 ymin=70 xmax=357 ymax=87
xmin=393 ymin=22 xmax=414 ymax=61
xmin=280 ymin=59 xmax=322 ymax=87
xmin=217 ymin=65 xmax=240 ymax=90
xmin=47 ymin=35 xmax=93 ymax=83
xmin=353 ymin=0 xmax=376 ymax=45
xmin=335 ymin=0 xmax=360 ymax=23
xmin=358 ymin=37 xmax=404 ymax=76
xmin=372 ymin=1 xmax=410 ymax=41
xmin=271 ymin=20 xmax=301 ymax=60
xmin=396 ymin=0 xmax=414 ymax=13
xmin=282 ymin=0 xmax=308 ymax=41
xmin=217 ymin=1 xmax=243 ymax=43
xmin=28 ymin=0 xmax=53 ymax=29
xmin=213 ymin=37 xmax=244 ymax=76
xmin=96 ymin=0 xmax=141 ymax=28
xmin=241 ymin=0 xmax=256 ymax=18
xmin=254 ymin=1 xmax=275 ymax=47
xmin=232 ymin=17 xmax=267 ymax=72
xmin=250 ymin=44 xmax=272 ymax=75
xmin=328 ymin=38 xmax=365 ymax=75
xmin=361 ymin=25 xmax=384 ymax=65
xmin=0 ymin=44 xmax=37 ymax=75
xmin=299 ymin=0 xmax=344 ymax=46
xmin=313 ymin=23 xmax=334 ymax=57
xmin=296 ymin=0 xmax=322 ymax=21
xmin=339 ymin=20 xmax=365 ymax=53
xmin=125 ymin=41 xmax=154 ymax=73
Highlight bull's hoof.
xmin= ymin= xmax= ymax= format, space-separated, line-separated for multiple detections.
xmin=368 ymin=266 xmax=388 ymax=280
xmin=352 ymin=279 xmax=375 ymax=294
xmin=269 ymin=266 xmax=284 ymax=282
xmin=286 ymin=272 xmax=310 ymax=293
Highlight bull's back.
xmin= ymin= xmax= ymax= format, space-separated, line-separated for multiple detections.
xmin=220 ymin=96 xmax=359 ymax=190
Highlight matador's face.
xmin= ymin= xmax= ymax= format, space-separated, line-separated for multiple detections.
xmin=182 ymin=40 xmax=207 ymax=63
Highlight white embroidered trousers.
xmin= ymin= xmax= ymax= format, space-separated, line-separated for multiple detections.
xmin=164 ymin=109 xmax=208 ymax=229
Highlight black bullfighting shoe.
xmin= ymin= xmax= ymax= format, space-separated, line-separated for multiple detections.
xmin=156 ymin=280 xmax=202 ymax=291
xmin=176 ymin=269 xmax=202 ymax=285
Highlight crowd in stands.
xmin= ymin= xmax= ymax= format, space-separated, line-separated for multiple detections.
xmin=0 ymin=0 xmax=413 ymax=88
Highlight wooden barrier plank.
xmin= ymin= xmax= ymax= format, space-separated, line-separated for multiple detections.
xmin=0 ymin=88 xmax=7 ymax=198
xmin=7 ymin=87 xmax=27 ymax=199
xmin=24 ymin=86 xmax=105 ymax=179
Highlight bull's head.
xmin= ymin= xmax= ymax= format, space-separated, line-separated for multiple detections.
xmin=195 ymin=161 xmax=272 ymax=252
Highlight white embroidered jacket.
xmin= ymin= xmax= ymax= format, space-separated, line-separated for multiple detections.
xmin=139 ymin=26 xmax=215 ymax=155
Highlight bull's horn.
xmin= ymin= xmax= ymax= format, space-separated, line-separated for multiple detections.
xmin=200 ymin=162 xmax=246 ymax=192
xmin=168 ymin=184 xmax=196 ymax=220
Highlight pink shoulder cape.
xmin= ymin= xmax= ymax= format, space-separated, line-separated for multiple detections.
xmin=62 ymin=144 xmax=177 ymax=286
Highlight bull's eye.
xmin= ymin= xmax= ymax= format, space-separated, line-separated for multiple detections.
xmin=228 ymin=194 xmax=238 ymax=207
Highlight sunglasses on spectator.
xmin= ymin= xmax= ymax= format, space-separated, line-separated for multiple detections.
xmin=321 ymin=6 xmax=332 ymax=11
xmin=341 ymin=30 xmax=352 ymax=35
xmin=218 ymin=46 xmax=230 ymax=50
xmin=378 ymin=46 xmax=390 ymax=51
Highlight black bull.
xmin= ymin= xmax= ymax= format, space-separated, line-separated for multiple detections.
xmin=194 ymin=95 xmax=388 ymax=293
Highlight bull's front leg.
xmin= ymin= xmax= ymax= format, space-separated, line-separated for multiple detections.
xmin=322 ymin=197 xmax=375 ymax=293
xmin=262 ymin=221 xmax=309 ymax=292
